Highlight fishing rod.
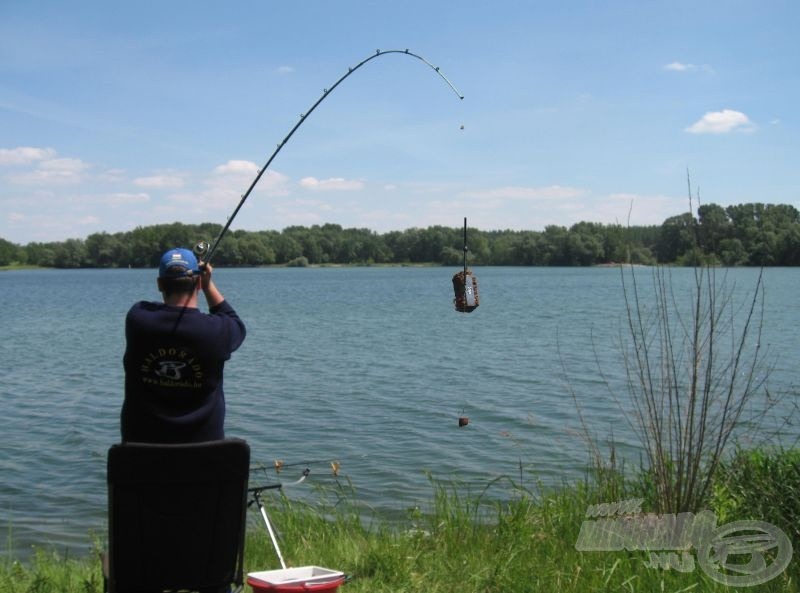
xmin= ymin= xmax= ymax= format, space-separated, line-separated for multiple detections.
xmin=250 ymin=454 xmax=362 ymax=478
xmin=249 ymin=467 xmax=311 ymax=491
xmin=194 ymin=48 xmax=464 ymax=264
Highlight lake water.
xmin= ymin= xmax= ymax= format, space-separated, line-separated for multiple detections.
xmin=1 ymin=266 xmax=798 ymax=558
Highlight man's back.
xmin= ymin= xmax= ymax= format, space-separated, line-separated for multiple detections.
xmin=121 ymin=249 xmax=246 ymax=443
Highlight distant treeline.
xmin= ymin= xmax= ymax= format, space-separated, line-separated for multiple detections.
xmin=2 ymin=202 xmax=799 ymax=268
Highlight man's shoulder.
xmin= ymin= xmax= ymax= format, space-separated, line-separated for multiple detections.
xmin=129 ymin=300 xmax=163 ymax=314
xmin=126 ymin=301 xmax=183 ymax=323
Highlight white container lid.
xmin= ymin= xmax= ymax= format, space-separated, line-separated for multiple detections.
xmin=247 ymin=565 xmax=344 ymax=586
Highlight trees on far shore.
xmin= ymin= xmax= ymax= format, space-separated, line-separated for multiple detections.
xmin=3 ymin=202 xmax=799 ymax=268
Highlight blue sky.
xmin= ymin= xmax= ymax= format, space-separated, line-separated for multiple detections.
xmin=1 ymin=1 xmax=798 ymax=244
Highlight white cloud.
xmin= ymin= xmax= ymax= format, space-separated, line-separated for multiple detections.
xmin=664 ymin=62 xmax=714 ymax=74
xmin=276 ymin=66 xmax=294 ymax=74
xmin=213 ymin=160 xmax=259 ymax=175
xmin=216 ymin=166 xmax=288 ymax=195
xmin=209 ymin=159 xmax=288 ymax=197
xmin=134 ymin=174 xmax=184 ymax=189
xmin=299 ymin=176 xmax=365 ymax=191
xmin=280 ymin=198 xmax=333 ymax=211
xmin=7 ymin=157 xmax=89 ymax=184
xmin=271 ymin=200 xmax=326 ymax=226
xmin=96 ymin=168 xmax=127 ymax=183
xmin=605 ymin=192 xmax=679 ymax=224
xmin=44 ymin=157 xmax=87 ymax=172
xmin=685 ymin=109 xmax=755 ymax=134
xmin=460 ymin=185 xmax=586 ymax=201
xmin=107 ymin=192 xmax=150 ymax=205
xmin=664 ymin=62 xmax=696 ymax=72
xmin=166 ymin=161 xmax=290 ymax=212
xmin=412 ymin=186 xmax=683 ymax=231
xmin=0 ymin=146 xmax=56 ymax=165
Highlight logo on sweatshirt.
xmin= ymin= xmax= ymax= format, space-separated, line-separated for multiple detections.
xmin=140 ymin=347 xmax=203 ymax=389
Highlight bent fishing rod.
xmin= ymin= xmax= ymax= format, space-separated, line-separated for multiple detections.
xmin=194 ymin=49 xmax=463 ymax=264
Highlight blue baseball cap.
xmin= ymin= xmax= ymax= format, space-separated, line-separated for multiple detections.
xmin=158 ymin=248 xmax=200 ymax=278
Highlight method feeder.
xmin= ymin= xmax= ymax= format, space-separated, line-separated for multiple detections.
xmin=194 ymin=48 xmax=464 ymax=265
xmin=452 ymin=217 xmax=479 ymax=313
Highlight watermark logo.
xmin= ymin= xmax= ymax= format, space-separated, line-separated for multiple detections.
xmin=575 ymin=499 xmax=793 ymax=586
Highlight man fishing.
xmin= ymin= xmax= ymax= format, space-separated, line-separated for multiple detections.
xmin=121 ymin=247 xmax=246 ymax=443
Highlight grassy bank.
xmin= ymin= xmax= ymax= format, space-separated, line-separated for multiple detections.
xmin=2 ymin=448 xmax=798 ymax=593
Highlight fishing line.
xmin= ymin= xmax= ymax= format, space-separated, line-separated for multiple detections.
xmin=194 ymin=48 xmax=464 ymax=264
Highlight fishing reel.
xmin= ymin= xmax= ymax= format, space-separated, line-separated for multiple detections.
xmin=193 ymin=240 xmax=210 ymax=260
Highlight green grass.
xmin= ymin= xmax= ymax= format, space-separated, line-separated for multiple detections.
xmin=2 ymin=450 xmax=798 ymax=593
xmin=0 ymin=264 xmax=43 ymax=271
xmin=710 ymin=446 xmax=800 ymax=542
xmin=257 ymin=474 xmax=798 ymax=593
xmin=0 ymin=548 xmax=103 ymax=593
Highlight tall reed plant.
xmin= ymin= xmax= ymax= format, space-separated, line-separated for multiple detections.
xmin=617 ymin=259 xmax=771 ymax=513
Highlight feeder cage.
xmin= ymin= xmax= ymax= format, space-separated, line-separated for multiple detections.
xmin=452 ymin=217 xmax=479 ymax=313
xmin=452 ymin=270 xmax=479 ymax=313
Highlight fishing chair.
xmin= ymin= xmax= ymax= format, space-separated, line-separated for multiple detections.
xmin=105 ymin=438 xmax=250 ymax=593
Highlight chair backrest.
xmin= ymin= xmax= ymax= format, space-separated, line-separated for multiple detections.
xmin=107 ymin=438 xmax=250 ymax=593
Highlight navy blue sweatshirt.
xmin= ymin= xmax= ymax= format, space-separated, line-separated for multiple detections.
xmin=121 ymin=300 xmax=246 ymax=443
